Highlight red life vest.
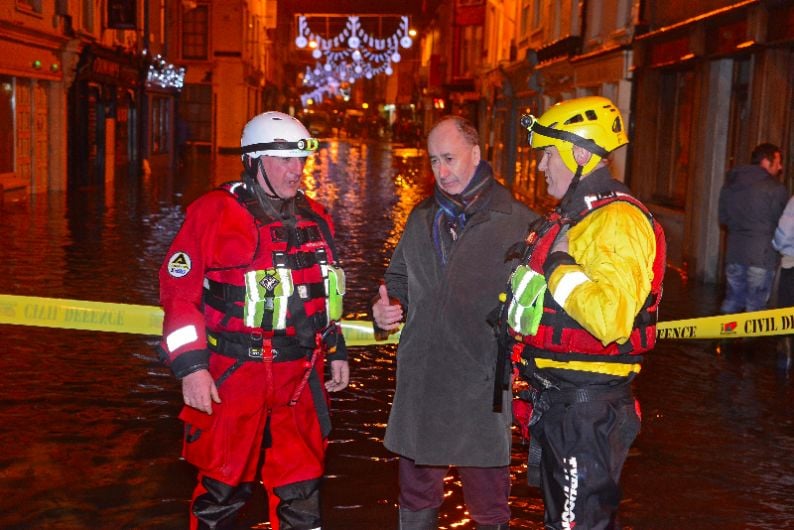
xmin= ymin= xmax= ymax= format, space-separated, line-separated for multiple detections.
xmin=516 ymin=190 xmax=666 ymax=360
xmin=201 ymin=182 xmax=339 ymax=350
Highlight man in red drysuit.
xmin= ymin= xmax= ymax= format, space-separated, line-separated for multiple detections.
xmin=158 ymin=111 xmax=349 ymax=530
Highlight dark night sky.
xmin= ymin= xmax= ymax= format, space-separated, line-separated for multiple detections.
xmin=281 ymin=0 xmax=439 ymax=21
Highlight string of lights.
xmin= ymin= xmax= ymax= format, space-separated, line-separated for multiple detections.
xmin=295 ymin=14 xmax=413 ymax=104
xmin=146 ymin=54 xmax=186 ymax=89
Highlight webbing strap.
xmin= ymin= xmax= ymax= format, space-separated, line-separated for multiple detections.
xmin=207 ymin=331 xmax=311 ymax=362
xmin=529 ymin=121 xmax=610 ymax=158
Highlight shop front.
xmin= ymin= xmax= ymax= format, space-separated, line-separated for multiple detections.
xmin=69 ymin=44 xmax=143 ymax=189
xmin=0 ymin=28 xmax=66 ymax=199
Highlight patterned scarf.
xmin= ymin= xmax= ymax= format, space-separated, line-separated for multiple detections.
xmin=432 ymin=160 xmax=494 ymax=266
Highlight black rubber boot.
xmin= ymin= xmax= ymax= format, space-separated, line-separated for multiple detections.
xmin=193 ymin=477 xmax=253 ymax=529
xmin=475 ymin=524 xmax=510 ymax=530
xmin=273 ymin=477 xmax=322 ymax=529
xmin=398 ymin=507 xmax=439 ymax=530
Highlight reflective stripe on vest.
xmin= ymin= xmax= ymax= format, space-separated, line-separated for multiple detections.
xmin=199 ymin=182 xmax=342 ymax=340
xmin=517 ymin=190 xmax=666 ymax=360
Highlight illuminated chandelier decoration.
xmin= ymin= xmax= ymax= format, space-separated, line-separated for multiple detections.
xmin=295 ymin=15 xmax=413 ymax=105
xmin=146 ymin=54 xmax=186 ymax=89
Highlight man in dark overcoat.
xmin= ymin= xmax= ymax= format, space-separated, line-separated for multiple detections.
xmin=373 ymin=115 xmax=538 ymax=529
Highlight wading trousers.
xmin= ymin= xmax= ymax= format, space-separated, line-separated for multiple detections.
xmin=180 ymin=353 xmax=329 ymax=530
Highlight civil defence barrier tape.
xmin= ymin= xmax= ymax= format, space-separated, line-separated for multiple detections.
xmin=0 ymin=294 xmax=399 ymax=346
xmin=654 ymin=305 xmax=794 ymax=340
xmin=2 ymin=293 xmax=794 ymax=344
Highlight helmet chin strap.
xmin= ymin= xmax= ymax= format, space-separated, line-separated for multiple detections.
xmin=243 ymin=156 xmax=294 ymax=220
xmin=254 ymin=157 xmax=282 ymax=199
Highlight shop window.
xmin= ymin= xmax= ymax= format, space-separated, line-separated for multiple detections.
xmin=151 ymin=96 xmax=170 ymax=154
xmin=725 ymin=56 xmax=751 ymax=169
xmin=82 ymin=0 xmax=94 ymax=33
xmin=108 ymin=0 xmax=137 ymax=30
xmin=458 ymin=25 xmax=483 ymax=78
xmin=551 ymin=1 xmax=561 ymax=41
xmin=182 ymin=4 xmax=209 ymax=60
xmin=615 ymin=0 xmax=632 ymax=29
xmin=585 ymin=0 xmax=603 ymax=43
xmin=181 ymin=84 xmax=212 ymax=143
xmin=585 ymin=0 xmax=631 ymax=41
xmin=519 ymin=1 xmax=531 ymax=40
xmin=0 ymin=77 xmax=13 ymax=174
xmin=652 ymin=69 xmax=694 ymax=208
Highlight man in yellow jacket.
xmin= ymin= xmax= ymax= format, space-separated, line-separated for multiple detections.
xmin=506 ymin=96 xmax=666 ymax=529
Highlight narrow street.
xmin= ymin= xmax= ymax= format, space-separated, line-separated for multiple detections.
xmin=0 ymin=140 xmax=792 ymax=529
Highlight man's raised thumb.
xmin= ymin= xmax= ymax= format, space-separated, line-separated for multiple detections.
xmin=379 ymin=283 xmax=390 ymax=305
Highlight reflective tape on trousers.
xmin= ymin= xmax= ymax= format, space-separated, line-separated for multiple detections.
xmin=2 ymin=294 xmax=794 ymax=343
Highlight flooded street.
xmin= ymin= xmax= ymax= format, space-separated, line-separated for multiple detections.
xmin=0 ymin=139 xmax=792 ymax=529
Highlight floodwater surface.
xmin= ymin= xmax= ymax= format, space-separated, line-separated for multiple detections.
xmin=0 ymin=139 xmax=792 ymax=529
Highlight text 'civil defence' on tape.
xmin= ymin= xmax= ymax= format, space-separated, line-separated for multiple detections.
xmin=2 ymin=294 xmax=793 ymax=344
xmin=0 ymin=294 xmax=400 ymax=347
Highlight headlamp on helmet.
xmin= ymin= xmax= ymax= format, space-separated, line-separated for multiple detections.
xmin=520 ymin=96 xmax=628 ymax=174
xmin=240 ymin=111 xmax=319 ymax=159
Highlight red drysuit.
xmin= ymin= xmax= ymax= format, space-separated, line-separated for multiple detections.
xmin=159 ymin=181 xmax=346 ymax=529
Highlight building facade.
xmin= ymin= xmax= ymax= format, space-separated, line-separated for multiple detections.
xmin=0 ymin=1 xmax=72 ymax=198
xmin=631 ymin=0 xmax=794 ymax=281
xmin=0 ymin=0 xmax=183 ymax=198
xmin=168 ymin=0 xmax=280 ymax=182
xmin=421 ymin=0 xmax=794 ymax=282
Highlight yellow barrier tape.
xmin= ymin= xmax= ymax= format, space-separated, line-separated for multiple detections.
xmin=2 ymin=294 xmax=792 ymax=345
xmin=655 ymin=306 xmax=794 ymax=340
xmin=0 ymin=294 xmax=400 ymax=347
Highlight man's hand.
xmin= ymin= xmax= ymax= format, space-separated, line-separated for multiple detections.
xmin=325 ymin=359 xmax=350 ymax=392
xmin=182 ymin=369 xmax=221 ymax=414
xmin=372 ymin=284 xmax=403 ymax=331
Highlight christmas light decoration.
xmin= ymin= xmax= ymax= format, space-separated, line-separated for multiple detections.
xmin=146 ymin=54 xmax=186 ymax=89
xmin=295 ymin=14 xmax=413 ymax=104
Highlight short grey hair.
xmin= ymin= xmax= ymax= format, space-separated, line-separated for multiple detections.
xmin=430 ymin=115 xmax=479 ymax=147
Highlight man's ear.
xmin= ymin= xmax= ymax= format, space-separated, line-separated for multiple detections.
xmin=572 ymin=145 xmax=593 ymax=166
xmin=472 ymin=144 xmax=481 ymax=166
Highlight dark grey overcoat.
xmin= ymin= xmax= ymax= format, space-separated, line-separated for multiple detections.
xmin=383 ymin=181 xmax=538 ymax=467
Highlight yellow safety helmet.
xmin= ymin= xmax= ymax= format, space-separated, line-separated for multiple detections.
xmin=521 ymin=96 xmax=628 ymax=174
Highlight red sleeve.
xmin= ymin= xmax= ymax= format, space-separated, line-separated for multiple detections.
xmin=158 ymin=190 xmax=249 ymax=377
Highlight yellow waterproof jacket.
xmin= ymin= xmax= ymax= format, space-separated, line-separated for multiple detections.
xmin=517 ymin=168 xmax=665 ymax=382
xmin=550 ymin=201 xmax=656 ymax=344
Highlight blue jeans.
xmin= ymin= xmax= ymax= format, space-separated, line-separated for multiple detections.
xmin=721 ymin=263 xmax=775 ymax=313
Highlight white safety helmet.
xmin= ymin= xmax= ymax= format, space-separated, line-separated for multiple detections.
xmin=240 ymin=111 xmax=318 ymax=159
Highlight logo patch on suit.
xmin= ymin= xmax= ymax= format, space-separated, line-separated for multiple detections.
xmin=259 ymin=273 xmax=280 ymax=292
xmin=167 ymin=251 xmax=192 ymax=278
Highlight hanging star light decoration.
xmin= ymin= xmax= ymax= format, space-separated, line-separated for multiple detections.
xmin=295 ymin=15 xmax=413 ymax=104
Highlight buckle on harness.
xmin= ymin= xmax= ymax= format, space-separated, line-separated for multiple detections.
xmin=249 ymin=331 xmax=264 ymax=359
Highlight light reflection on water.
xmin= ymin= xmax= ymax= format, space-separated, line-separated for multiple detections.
xmin=0 ymin=139 xmax=792 ymax=529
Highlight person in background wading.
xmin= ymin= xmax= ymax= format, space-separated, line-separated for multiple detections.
xmin=719 ymin=143 xmax=787 ymax=314
xmin=157 ymin=111 xmax=349 ymax=530
xmin=504 ymin=96 xmax=666 ymax=529
xmin=372 ymin=115 xmax=539 ymax=529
